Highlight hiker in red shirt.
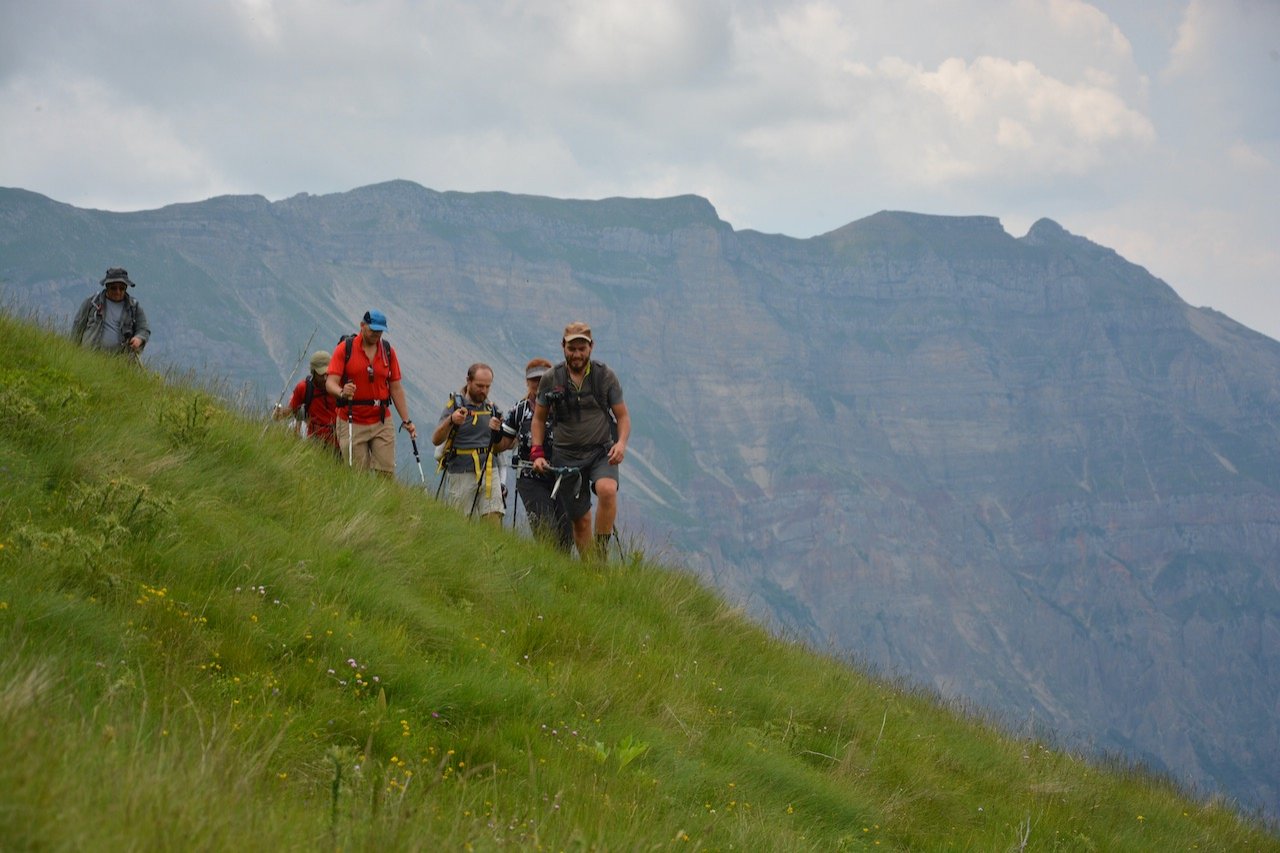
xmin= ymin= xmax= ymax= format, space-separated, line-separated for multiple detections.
xmin=325 ymin=309 xmax=417 ymax=474
xmin=273 ymin=351 xmax=338 ymax=451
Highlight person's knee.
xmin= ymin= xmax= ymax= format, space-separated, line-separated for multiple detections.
xmin=594 ymin=478 xmax=618 ymax=502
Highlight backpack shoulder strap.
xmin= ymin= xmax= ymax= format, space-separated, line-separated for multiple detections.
xmin=302 ymin=375 xmax=316 ymax=418
xmin=340 ymin=334 xmax=355 ymax=383
xmin=589 ymin=360 xmax=614 ymax=413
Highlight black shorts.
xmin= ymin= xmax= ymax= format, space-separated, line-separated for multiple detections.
xmin=552 ymin=448 xmax=619 ymax=521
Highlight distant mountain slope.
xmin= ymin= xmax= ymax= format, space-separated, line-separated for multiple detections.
xmin=3 ymin=181 xmax=1277 ymax=816
xmin=6 ymin=310 xmax=1277 ymax=849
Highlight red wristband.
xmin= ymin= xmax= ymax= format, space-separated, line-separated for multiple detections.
xmin=530 ymin=445 xmax=545 ymax=461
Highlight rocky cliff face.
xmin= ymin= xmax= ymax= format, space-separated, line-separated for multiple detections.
xmin=4 ymin=181 xmax=1277 ymax=815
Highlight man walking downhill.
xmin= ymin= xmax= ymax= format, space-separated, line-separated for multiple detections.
xmin=325 ymin=309 xmax=417 ymax=475
xmin=531 ymin=322 xmax=630 ymax=560
xmin=72 ymin=267 xmax=151 ymax=357
xmin=432 ymin=363 xmax=506 ymax=524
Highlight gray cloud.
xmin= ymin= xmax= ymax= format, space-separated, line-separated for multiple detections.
xmin=2 ymin=0 xmax=1276 ymax=336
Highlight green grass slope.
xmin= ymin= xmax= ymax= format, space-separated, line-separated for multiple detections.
xmin=1 ymin=310 xmax=1276 ymax=851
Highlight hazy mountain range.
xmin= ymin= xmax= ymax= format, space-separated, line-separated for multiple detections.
xmin=3 ymin=180 xmax=1277 ymax=817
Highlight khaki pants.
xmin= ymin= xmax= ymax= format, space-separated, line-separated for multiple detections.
xmin=441 ymin=470 xmax=505 ymax=517
xmin=338 ymin=419 xmax=396 ymax=473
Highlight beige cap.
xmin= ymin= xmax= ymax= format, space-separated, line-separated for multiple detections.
xmin=563 ymin=321 xmax=592 ymax=344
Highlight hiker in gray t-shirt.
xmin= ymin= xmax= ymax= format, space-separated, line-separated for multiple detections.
xmin=72 ymin=267 xmax=151 ymax=356
xmin=531 ymin=321 xmax=631 ymax=560
xmin=432 ymin=363 xmax=506 ymax=524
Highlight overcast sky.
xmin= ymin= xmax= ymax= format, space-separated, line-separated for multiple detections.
xmin=3 ymin=0 xmax=1278 ymax=337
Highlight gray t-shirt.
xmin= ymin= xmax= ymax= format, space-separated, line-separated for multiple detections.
xmin=101 ymin=298 xmax=127 ymax=348
xmin=536 ymin=361 xmax=622 ymax=453
xmin=437 ymin=393 xmax=502 ymax=473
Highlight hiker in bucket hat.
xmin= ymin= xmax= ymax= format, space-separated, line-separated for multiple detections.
xmin=72 ymin=267 xmax=151 ymax=356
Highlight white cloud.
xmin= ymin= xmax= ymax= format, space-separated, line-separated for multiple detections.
xmin=0 ymin=73 xmax=227 ymax=209
xmin=1166 ymin=0 xmax=1211 ymax=78
xmin=0 ymin=0 xmax=1276 ymax=337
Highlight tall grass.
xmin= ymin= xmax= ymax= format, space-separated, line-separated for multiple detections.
xmin=0 ymin=309 xmax=1276 ymax=850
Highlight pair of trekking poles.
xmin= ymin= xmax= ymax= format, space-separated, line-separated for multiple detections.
xmin=429 ymin=427 xmax=500 ymax=519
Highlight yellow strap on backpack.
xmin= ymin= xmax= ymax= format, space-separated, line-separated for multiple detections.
xmin=455 ymin=448 xmax=496 ymax=497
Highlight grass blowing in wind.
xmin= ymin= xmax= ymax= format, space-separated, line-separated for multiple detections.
xmin=0 ymin=309 xmax=1276 ymax=849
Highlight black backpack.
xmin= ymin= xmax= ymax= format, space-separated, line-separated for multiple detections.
xmin=549 ymin=360 xmax=618 ymax=441
xmin=298 ymin=374 xmax=319 ymax=424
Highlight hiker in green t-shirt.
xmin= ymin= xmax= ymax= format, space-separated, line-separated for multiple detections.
xmin=530 ymin=322 xmax=631 ymax=560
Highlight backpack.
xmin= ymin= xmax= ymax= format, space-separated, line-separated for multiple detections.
xmin=298 ymin=374 xmax=318 ymax=424
xmin=549 ymin=360 xmax=618 ymax=441
xmin=337 ymin=333 xmax=393 ymax=418
xmin=438 ymin=391 xmax=502 ymax=469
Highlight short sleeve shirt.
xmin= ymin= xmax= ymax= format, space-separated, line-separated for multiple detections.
xmin=536 ymin=361 xmax=622 ymax=451
xmin=505 ymin=397 xmax=558 ymax=479
xmin=288 ymin=376 xmax=338 ymax=444
xmin=437 ymin=393 xmax=502 ymax=473
xmin=327 ymin=337 xmax=401 ymax=425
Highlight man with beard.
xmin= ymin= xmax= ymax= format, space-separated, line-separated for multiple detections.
xmin=531 ymin=322 xmax=631 ymax=560
xmin=325 ymin=309 xmax=417 ymax=475
xmin=432 ymin=362 xmax=506 ymax=524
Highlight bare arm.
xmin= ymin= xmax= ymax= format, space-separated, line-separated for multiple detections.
xmin=530 ymin=402 xmax=550 ymax=472
xmin=389 ymin=379 xmax=416 ymax=439
xmin=607 ymin=401 xmax=630 ymax=465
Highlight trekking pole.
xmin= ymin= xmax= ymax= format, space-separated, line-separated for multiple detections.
xmin=345 ymin=405 xmax=354 ymax=467
xmin=435 ymin=422 xmax=458 ymax=500
xmin=403 ymin=425 xmax=426 ymax=487
xmin=260 ymin=327 xmax=317 ymax=439
xmin=468 ymin=444 xmax=493 ymax=519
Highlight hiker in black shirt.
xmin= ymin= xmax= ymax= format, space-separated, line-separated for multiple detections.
xmin=505 ymin=358 xmax=573 ymax=550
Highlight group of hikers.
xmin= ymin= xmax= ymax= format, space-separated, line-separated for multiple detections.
xmin=72 ymin=269 xmax=631 ymax=561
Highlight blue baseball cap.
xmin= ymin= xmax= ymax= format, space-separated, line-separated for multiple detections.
xmin=363 ymin=309 xmax=388 ymax=331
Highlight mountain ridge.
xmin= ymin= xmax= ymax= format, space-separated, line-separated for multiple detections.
xmin=2 ymin=181 xmax=1277 ymax=817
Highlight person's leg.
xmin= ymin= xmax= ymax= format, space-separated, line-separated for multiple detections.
xmin=344 ymin=422 xmax=377 ymax=472
xmin=518 ymin=478 xmax=555 ymax=541
xmin=369 ymin=419 xmax=396 ymax=476
xmin=558 ymin=471 xmax=594 ymax=557
xmin=476 ymin=464 xmax=505 ymax=522
xmin=443 ymin=472 xmax=475 ymax=514
xmin=572 ymin=512 xmax=594 ymax=558
xmin=593 ymin=477 xmax=618 ymax=536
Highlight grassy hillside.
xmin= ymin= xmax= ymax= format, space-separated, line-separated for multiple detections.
xmin=1 ymin=310 xmax=1275 ymax=851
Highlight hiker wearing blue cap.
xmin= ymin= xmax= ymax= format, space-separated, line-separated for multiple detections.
xmin=324 ymin=309 xmax=417 ymax=475
xmin=72 ymin=267 xmax=151 ymax=356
